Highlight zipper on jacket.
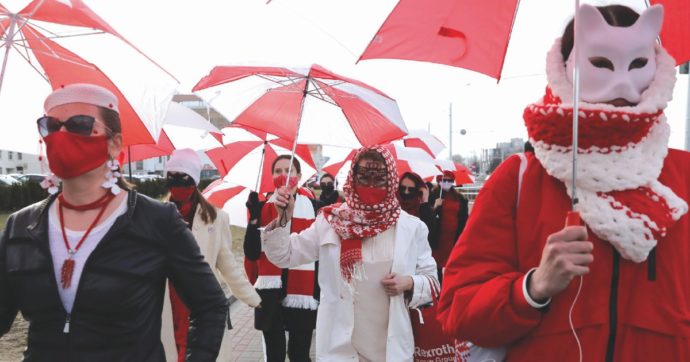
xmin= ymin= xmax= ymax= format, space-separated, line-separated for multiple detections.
xmin=605 ymin=251 xmax=620 ymax=362
xmin=63 ymin=314 xmax=71 ymax=333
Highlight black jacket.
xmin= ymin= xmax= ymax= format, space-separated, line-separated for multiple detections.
xmin=0 ymin=191 xmax=228 ymax=362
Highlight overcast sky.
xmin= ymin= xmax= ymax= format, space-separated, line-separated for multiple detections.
xmin=2 ymin=0 xmax=688 ymax=158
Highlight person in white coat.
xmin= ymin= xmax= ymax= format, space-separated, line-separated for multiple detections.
xmin=263 ymin=145 xmax=438 ymax=361
xmin=159 ymin=149 xmax=261 ymax=362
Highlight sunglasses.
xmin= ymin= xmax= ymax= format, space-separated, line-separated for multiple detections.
xmin=399 ymin=186 xmax=418 ymax=193
xmin=37 ymin=115 xmax=99 ymax=137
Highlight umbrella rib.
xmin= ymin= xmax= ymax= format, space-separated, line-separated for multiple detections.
xmin=26 ymin=18 xmax=106 ymax=39
xmin=306 ymin=80 xmax=338 ymax=106
xmin=13 ymin=41 xmax=97 ymax=70
xmin=10 ymin=43 xmax=49 ymax=81
xmin=18 ymin=26 xmax=98 ymax=70
xmin=255 ymin=73 xmax=304 ymax=87
xmin=15 ymin=29 xmax=37 ymax=68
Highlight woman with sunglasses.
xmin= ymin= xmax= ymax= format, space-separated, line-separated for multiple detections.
xmin=397 ymin=172 xmax=435 ymax=236
xmin=159 ymin=149 xmax=261 ymax=362
xmin=0 ymin=84 xmax=228 ymax=361
xmin=263 ymin=146 xmax=438 ymax=361
xmin=317 ymin=173 xmax=342 ymax=207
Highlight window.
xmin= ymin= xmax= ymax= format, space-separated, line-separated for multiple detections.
xmin=8 ymin=151 xmax=12 ymax=160
xmin=0 ymin=150 xmax=2 ymax=159
xmin=158 ymin=156 xmax=163 ymax=163
xmin=136 ymin=161 xmax=144 ymax=170
xmin=17 ymin=152 xmax=22 ymax=160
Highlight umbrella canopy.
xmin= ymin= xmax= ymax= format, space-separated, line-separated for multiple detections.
xmin=192 ymin=64 xmax=408 ymax=148
xmin=322 ymin=143 xmax=442 ymax=181
xmin=202 ymin=179 xmax=251 ymax=227
xmin=206 ymin=126 xmax=317 ymax=194
xmin=123 ymin=102 xmax=222 ymax=163
xmin=0 ymin=0 xmax=179 ymax=154
xmin=403 ymin=129 xmax=446 ymax=158
xmin=359 ymin=0 xmax=689 ymax=80
xmin=435 ymin=159 xmax=475 ymax=185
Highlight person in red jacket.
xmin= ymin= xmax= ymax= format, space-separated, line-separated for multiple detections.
xmin=429 ymin=170 xmax=468 ymax=283
xmin=438 ymin=4 xmax=690 ymax=361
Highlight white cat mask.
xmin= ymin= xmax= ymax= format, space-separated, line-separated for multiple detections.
xmin=566 ymin=4 xmax=663 ymax=105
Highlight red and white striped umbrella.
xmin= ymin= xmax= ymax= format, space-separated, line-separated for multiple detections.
xmin=202 ymin=180 xmax=251 ymax=227
xmin=206 ymin=126 xmax=317 ymax=194
xmin=435 ymin=159 xmax=475 ymax=185
xmin=0 ymin=0 xmax=178 ymax=154
xmin=322 ymin=143 xmax=441 ymax=181
xmin=403 ymin=130 xmax=446 ymax=158
xmin=192 ymin=64 xmax=408 ymax=149
xmin=123 ymin=102 xmax=223 ymax=163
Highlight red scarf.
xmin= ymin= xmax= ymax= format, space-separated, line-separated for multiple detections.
xmin=322 ymin=145 xmax=401 ymax=284
xmin=523 ymin=40 xmax=688 ymax=262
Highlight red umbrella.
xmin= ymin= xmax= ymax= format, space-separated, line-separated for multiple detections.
xmin=202 ymin=180 xmax=252 ymax=227
xmin=206 ymin=126 xmax=317 ymax=194
xmin=122 ymin=102 xmax=223 ymax=163
xmin=403 ymin=130 xmax=446 ymax=158
xmin=0 ymin=0 xmax=179 ymax=153
xmin=359 ymin=0 xmax=689 ymax=80
xmin=434 ymin=159 xmax=474 ymax=185
xmin=192 ymin=64 xmax=408 ymax=148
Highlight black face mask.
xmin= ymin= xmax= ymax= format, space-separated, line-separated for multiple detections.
xmin=321 ymin=183 xmax=335 ymax=194
xmin=166 ymin=173 xmax=196 ymax=188
xmin=398 ymin=186 xmax=419 ymax=200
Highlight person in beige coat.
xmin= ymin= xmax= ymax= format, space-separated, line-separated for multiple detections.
xmin=160 ymin=149 xmax=261 ymax=362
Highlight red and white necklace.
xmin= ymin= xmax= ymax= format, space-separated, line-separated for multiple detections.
xmin=57 ymin=192 xmax=115 ymax=288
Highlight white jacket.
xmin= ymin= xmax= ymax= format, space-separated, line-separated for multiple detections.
xmin=262 ymin=211 xmax=438 ymax=361
xmin=161 ymin=207 xmax=261 ymax=362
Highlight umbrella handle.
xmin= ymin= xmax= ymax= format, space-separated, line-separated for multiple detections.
xmin=565 ymin=211 xmax=581 ymax=227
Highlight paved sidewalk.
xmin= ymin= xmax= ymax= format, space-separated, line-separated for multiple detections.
xmin=226 ymin=301 xmax=316 ymax=361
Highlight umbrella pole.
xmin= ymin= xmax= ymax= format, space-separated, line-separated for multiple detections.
xmin=570 ymin=0 xmax=581 ymax=210
xmin=280 ymin=76 xmax=310 ymax=227
xmin=285 ymin=76 xmax=310 ymax=186
xmin=0 ymin=16 xmax=17 ymax=96
xmin=128 ymin=145 xmax=133 ymax=182
xmin=255 ymin=141 xmax=268 ymax=191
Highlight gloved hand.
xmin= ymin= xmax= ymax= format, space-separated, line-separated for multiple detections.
xmin=246 ymin=191 xmax=262 ymax=221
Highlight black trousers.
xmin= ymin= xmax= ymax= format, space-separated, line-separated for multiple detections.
xmin=263 ymin=329 xmax=313 ymax=362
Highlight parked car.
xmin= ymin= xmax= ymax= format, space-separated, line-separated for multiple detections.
xmin=0 ymin=175 xmax=19 ymax=186
xmin=7 ymin=173 xmax=23 ymax=180
xmin=16 ymin=174 xmax=47 ymax=184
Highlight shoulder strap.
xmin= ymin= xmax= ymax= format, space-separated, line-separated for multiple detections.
xmin=516 ymin=153 xmax=528 ymax=208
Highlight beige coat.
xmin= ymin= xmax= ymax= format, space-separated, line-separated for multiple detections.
xmin=161 ymin=207 xmax=260 ymax=361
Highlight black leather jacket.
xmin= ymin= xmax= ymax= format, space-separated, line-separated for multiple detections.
xmin=0 ymin=191 xmax=228 ymax=362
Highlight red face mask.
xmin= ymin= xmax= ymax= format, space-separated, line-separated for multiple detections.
xmin=355 ymin=185 xmax=388 ymax=205
xmin=273 ymin=174 xmax=298 ymax=190
xmin=43 ymin=131 xmax=109 ymax=180
xmin=170 ymin=186 xmax=196 ymax=202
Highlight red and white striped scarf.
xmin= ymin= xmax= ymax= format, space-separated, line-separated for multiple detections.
xmin=255 ymin=188 xmax=318 ymax=310
xmin=524 ymin=39 xmax=688 ymax=262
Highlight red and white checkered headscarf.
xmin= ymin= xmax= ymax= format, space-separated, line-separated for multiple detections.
xmin=322 ymin=145 xmax=401 ymax=283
